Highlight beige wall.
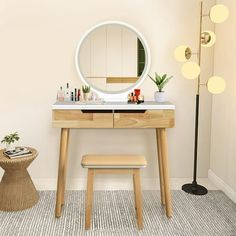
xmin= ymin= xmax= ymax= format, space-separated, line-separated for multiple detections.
xmin=210 ymin=0 xmax=236 ymax=192
xmin=0 ymin=0 xmax=215 ymax=186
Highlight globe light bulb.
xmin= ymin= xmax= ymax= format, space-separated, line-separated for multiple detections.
xmin=207 ymin=76 xmax=226 ymax=94
xmin=210 ymin=4 xmax=229 ymax=23
xmin=174 ymin=45 xmax=192 ymax=62
xmin=201 ymin=31 xmax=216 ymax=47
xmin=181 ymin=62 xmax=200 ymax=80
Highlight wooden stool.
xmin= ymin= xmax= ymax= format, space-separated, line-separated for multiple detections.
xmin=0 ymin=147 xmax=39 ymax=211
xmin=81 ymin=154 xmax=147 ymax=230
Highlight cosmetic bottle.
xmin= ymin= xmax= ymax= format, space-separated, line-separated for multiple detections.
xmin=130 ymin=93 xmax=134 ymax=102
xmin=91 ymin=92 xmax=94 ymax=101
xmin=57 ymin=86 xmax=64 ymax=102
xmin=134 ymin=89 xmax=141 ymax=97
xmin=64 ymin=83 xmax=70 ymax=102
xmin=75 ymin=88 xmax=77 ymax=101
xmin=127 ymin=93 xmax=131 ymax=103
xmin=71 ymin=92 xmax=74 ymax=101
xmin=138 ymin=94 xmax=144 ymax=103
xmin=77 ymin=89 xmax=80 ymax=101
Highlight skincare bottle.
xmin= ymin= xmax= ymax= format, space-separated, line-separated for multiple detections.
xmin=134 ymin=89 xmax=141 ymax=97
xmin=127 ymin=93 xmax=131 ymax=103
xmin=75 ymin=88 xmax=77 ymax=101
xmin=130 ymin=93 xmax=134 ymax=102
xmin=77 ymin=89 xmax=80 ymax=101
xmin=71 ymin=92 xmax=74 ymax=102
xmin=57 ymin=86 xmax=64 ymax=102
xmin=64 ymin=83 xmax=70 ymax=102
xmin=138 ymin=94 xmax=144 ymax=103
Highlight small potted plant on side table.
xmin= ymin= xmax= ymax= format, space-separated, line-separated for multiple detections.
xmin=1 ymin=132 xmax=20 ymax=151
xmin=82 ymin=85 xmax=90 ymax=101
xmin=148 ymin=73 xmax=173 ymax=102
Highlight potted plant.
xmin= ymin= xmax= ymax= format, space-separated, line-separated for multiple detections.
xmin=148 ymin=73 xmax=173 ymax=102
xmin=1 ymin=132 xmax=20 ymax=151
xmin=82 ymin=85 xmax=90 ymax=101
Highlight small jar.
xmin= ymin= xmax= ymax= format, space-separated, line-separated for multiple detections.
xmin=138 ymin=94 xmax=144 ymax=103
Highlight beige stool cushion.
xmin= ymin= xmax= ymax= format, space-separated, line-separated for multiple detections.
xmin=81 ymin=155 xmax=147 ymax=168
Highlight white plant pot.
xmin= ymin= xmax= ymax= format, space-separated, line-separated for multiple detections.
xmin=6 ymin=143 xmax=16 ymax=151
xmin=83 ymin=93 xmax=89 ymax=101
xmin=154 ymin=91 xmax=166 ymax=102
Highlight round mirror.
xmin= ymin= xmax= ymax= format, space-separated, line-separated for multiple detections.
xmin=75 ymin=21 xmax=151 ymax=97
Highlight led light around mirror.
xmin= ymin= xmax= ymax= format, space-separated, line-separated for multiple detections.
xmin=181 ymin=62 xmax=200 ymax=80
xmin=75 ymin=21 xmax=151 ymax=99
xmin=210 ymin=4 xmax=229 ymax=23
xmin=201 ymin=31 xmax=216 ymax=47
xmin=174 ymin=45 xmax=192 ymax=62
xmin=207 ymin=76 xmax=226 ymax=94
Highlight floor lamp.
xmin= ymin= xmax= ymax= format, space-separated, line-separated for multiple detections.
xmin=174 ymin=2 xmax=229 ymax=195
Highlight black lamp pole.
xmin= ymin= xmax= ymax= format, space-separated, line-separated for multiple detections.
xmin=182 ymin=94 xmax=208 ymax=195
xmin=182 ymin=1 xmax=208 ymax=195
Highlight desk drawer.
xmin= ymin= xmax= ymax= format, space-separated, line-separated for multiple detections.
xmin=114 ymin=110 xmax=175 ymax=128
xmin=52 ymin=110 xmax=113 ymax=128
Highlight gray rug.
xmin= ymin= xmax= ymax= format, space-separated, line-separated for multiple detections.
xmin=0 ymin=191 xmax=236 ymax=236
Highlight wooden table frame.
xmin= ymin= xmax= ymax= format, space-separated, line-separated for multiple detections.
xmin=52 ymin=107 xmax=175 ymax=218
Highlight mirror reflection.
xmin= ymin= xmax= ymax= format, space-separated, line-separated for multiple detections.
xmin=78 ymin=24 xmax=146 ymax=93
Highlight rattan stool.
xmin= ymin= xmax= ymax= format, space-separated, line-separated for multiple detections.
xmin=0 ymin=147 xmax=39 ymax=211
xmin=81 ymin=154 xmax=147 ymax=230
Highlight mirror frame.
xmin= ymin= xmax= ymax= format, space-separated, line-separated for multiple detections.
xmin=75 ymin=21 xmax=151 ymax=101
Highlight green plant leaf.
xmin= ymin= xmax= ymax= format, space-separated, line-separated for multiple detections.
xmin=148 ymin=75 xmax=158 ymax=86
xmin=149 ymin=73 xmax=173 ymax=92
xmin=162 ymin=74 xmax=167 ymax=80
xmin=1 ymin=132 xmax=20 ymax=145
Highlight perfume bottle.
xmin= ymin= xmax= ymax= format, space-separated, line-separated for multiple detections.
xmin=133 ymin=94 xmax=137 ymax=103
xmin=77 ymin=89 xmax=80 ymax=101
xmin=74 ymin=88 xmax=77 ymax=101
xmin=130 ymin=93 xmax=134 ymax=102
xmin=64 ymin=83 xmax=70 ymax=102
xmin=57 ymin=86 xmax=64 ymax=102
xmin=71 ymin=92 xmax=74 ymax=101
xmin=127 ymin=93 xmax=131 ymax=103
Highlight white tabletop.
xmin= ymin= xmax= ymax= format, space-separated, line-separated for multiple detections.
xmin=52 ymin=101 xmax=175 ymax=110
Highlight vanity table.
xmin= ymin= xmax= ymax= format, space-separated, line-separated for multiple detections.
xmin=53 ymin=20 xmax=175 ymax=220
xmin=52 ymin=101 xmax=175 ymax=218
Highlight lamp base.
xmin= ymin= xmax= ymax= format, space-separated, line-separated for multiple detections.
xmin=182 ymin=183 xmax=208 ymax=195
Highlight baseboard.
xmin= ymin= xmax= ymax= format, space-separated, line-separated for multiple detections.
xmin=33 ymin=177 xmax=216 ymax=191
xmin=208 ymin=169 xmax=236 ymax=203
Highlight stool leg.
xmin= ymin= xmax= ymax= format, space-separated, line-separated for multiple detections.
xmin=133 ymin=169 xmax=143 ymax=230
xmin=156 ymin=129 xmax=166 ymax=205
xmin=85 ymin=169 xmax=94 ymax=230
xmin=133 ymin=173 xmax=137 ymax=212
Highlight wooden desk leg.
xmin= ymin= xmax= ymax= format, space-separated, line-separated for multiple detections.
xmin=159 ymin=128 xmax=172 ymax=218
xmin=156 ymin=129 xmax=166 ymax=205
xmin=55 ymin=128 xmax=70 ymax=218
xmin=61 ymin=129 xmax=70 ymax=206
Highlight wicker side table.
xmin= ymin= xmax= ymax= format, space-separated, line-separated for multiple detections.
xmin=0 ymin=147 xmax=39 ymax=211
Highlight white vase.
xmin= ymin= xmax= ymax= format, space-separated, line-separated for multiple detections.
xmin=6 ymin=143 xmax=16 ymax=151
xmin=154 ymin=91 xmax=166 ymax=102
